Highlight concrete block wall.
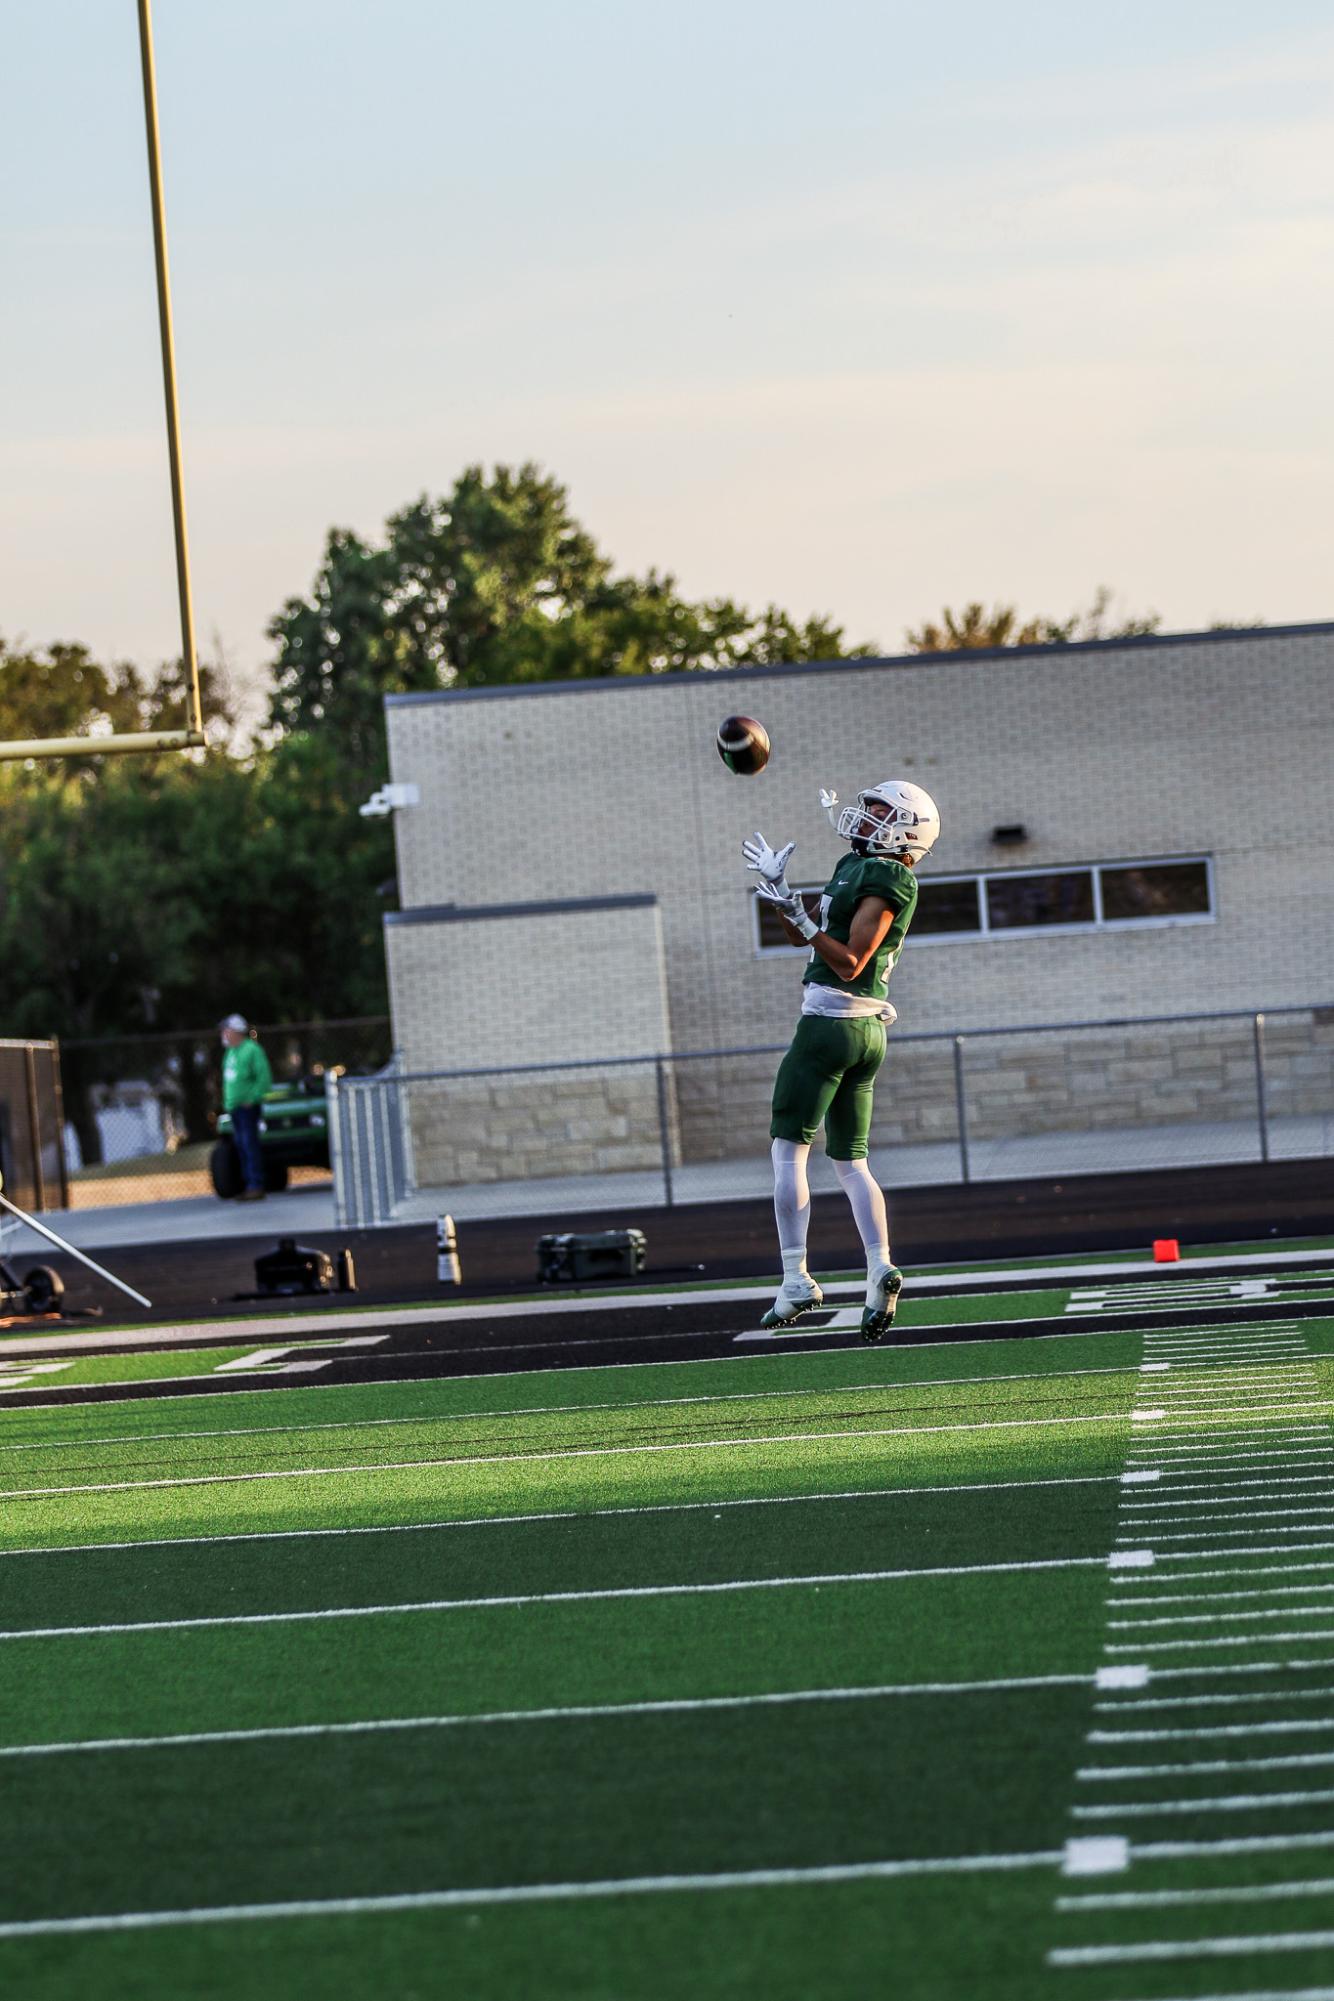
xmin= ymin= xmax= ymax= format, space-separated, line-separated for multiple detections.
xmin=387 ymin=626 xmax=1334 ymax=1061
xmin=384 ymin=897 xmax=671 ymax=1071
xmin=381 ymin=625 xmax=1334 ymax=1179
xmin=383 ymin=896 xmax=678 ymax=1185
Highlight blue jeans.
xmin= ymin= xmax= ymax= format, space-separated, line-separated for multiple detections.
xmin=231 ymin=1103 xmax=265 ymax=1193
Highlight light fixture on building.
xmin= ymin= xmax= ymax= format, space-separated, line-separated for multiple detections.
xmin=991 ymin=823 xmax=1028 ymax=846
xmin=359 ymin=782 xmax=420 ymax=819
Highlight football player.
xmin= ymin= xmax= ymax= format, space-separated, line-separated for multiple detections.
xmin=743 ymin=780 xmax=940 ymax=1340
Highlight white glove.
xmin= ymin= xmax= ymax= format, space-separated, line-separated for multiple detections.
xmin=819 ymin=787 xmax=839 ymax=828
xmin=741 ymin=832 xmax=796 ymax=899
xmin=755 ymin=877 xmax=818 ymax=941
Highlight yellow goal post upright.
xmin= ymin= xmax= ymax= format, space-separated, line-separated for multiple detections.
xmin=0 ymin=0 xmax=206 ymax=766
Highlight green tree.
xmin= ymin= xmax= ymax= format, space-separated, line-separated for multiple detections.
xmin=267 ymin=462 xmax=874 ymax=767
xmin=905 ymin=588 xmax=1160 ymax=653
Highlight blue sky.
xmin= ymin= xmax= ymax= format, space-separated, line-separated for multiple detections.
xmin=3 ymin=1 xmax=1331 ymax=710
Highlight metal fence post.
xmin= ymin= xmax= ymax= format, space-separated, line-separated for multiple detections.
xmin=1253 ymin=1012 xmax=1270 ymax=1164
xmin=654 ymin=1058 xmax=675 ymax=1208
xmin=953 ymin=1034 xmax=972 ymax=1184
xmin=23 ymin=1044 xmax=47 ymax=1212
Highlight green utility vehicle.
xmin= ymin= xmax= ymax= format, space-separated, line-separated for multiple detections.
xmin=210 ymin=1075 xmax=332 ymax=1198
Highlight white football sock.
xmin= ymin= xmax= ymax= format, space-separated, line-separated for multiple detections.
xmin=832 ymin=1156 xmax=891 ymax=1276
xmin=772 ymin=1138 xmax=812 ymax=1281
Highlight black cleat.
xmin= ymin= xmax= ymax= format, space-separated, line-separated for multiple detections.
xmin=860 ymin=1264 xmax=903 ymax=1342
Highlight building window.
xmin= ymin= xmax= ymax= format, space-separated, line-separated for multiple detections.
xmin=986 ymin=869 xmax=1096 ymax=931
xmin=755 ymin=890 xmax=821 ymax=954
xmin=753 ymin=855 xmax=1214 ymax=954
xmin=1100 ymin=859 xmax=1212 ymax=923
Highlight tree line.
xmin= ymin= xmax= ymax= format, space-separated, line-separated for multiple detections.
xmin=0 ymin=459 xmax=1161 ymax=1054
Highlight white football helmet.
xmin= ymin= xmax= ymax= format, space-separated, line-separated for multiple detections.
xmin=835 ymin=780 xmax=940 ymax=863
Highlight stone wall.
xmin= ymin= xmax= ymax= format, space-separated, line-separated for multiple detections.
xmin=405 ymin=1063 xmax=678 ymax=1188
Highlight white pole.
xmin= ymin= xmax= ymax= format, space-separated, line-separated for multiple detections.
xmin=0 ymin=1176 xmax=152 ymax=1310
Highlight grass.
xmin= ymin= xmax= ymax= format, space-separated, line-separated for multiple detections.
xmin=1 ymin=1272 xmax=1331 ymax=1998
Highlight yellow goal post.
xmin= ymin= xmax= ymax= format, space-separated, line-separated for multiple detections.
xmin=0 ymin=0 xmax=206 ymax=766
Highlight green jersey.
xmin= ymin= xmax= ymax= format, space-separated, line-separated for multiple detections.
xmin=802 ymin=852 xmax=918 ymax=1003
xmin=222 ymin=1038 xmax=273 ymax=1111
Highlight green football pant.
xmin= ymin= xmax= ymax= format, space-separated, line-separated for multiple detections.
xmin=769 ymin=1013 xmax=887 ymax=1160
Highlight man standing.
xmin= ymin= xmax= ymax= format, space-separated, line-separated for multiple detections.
xmin=219 ymin=1014 xmax=273 ymax=1201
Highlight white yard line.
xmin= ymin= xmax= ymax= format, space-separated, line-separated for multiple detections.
xmin=0 ymin=1554 xmax=1115 ymax=1643
xmin=1110 ymin=1581 xmax=1334 ymax=1609
xmin=1057 ymin=1876 xmax=1334 ymax=1912
xmin=1090 ymin=1718 xmax=1334 ymax=1743
xmin=1104 ymin=1628 xmax=1334 ymax=1655
xmin=1120 ymin=1556 xmax=1334 ymax=1580
xmin=0 ymin=1407 xmax=1143 ymax=1506
xmin=0 ymin=1361 xmax=1157 ymax=1457
xmin=1073 ymin=1787 xmax=1334 ymax=1819
xmin=1050 ymin=1927 xmax=1334 ymax=1967
xmin=1096 ymin=1679 xmax=1334 ymax=1714
xmin=0 ymin=1846 xmax=1065 ymax=1941
xmin=1078 ymin=1750 xmax=1334 ymax=1780
xmin=1110 ymin=1601 xmax=1334 ymax=1628
xmin=1124 ymin=1477 xmax=1334 ymax=1500
xmin=0 ymin=1673 xmax=1095 ymax=1760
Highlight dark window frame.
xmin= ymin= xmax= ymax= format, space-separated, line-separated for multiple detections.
xmin=752 ymin=855 xmax=1216 ymax=956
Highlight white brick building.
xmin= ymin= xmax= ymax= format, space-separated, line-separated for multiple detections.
xmin=379 ymin=622 xmax=1334 ymax=1182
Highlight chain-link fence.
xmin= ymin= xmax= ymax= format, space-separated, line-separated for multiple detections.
xmin=57 ymin=1018 xmax=391 ymax=1210
xmin=330 ymin=1003 xmax=1334 ymax=1227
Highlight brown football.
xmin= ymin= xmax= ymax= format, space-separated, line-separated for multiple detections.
xmin=716 ymin=714 xmax=771 ymax=776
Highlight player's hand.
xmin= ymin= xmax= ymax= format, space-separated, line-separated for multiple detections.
xmin=754 ymin=878 xmax=818 ymax=940
xmin=742 ymin=833 xmax=796 ymax=898
xmin=819 ymin=787 xmax=839 ymax=825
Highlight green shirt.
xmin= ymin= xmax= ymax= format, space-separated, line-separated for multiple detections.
xmin=222 ymin=1038 xmax=273 ymax=1111
xmin=803 ymin=852 xmax=919 ymax=1002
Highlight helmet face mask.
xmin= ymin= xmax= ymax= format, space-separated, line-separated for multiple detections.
xmin=836 ymin=781 xmax=940 ymax=863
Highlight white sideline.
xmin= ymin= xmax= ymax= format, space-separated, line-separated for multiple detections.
xmin=0 ymin=1408 xmax=1146 ymax=1504
xmin=0 ymin=1671 xmax=1095 ymax=1760
xmin=0 ymin=1553 xmax=1114 ymax=1643
xmin=0 ymin=1847 xmax=1065 ymax=1941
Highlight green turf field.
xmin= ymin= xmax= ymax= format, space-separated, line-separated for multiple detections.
xmin=2 ymin=1279 xmax=1332 ymax=1998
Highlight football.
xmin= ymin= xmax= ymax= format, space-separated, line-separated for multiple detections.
xmin=716 ymin=714 xmax=771 ymax=776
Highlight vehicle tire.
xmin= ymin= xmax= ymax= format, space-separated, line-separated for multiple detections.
xmin=263 ymin=1160 xmax=290 ymax=1194
xmin=22 ymin=1266 xmax=64 ymax=1315
xmin=210 ymin=1140 xmax=244 ymax=1199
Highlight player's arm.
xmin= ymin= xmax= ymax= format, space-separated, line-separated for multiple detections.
xmin=769 ymin=891 xmax=895 ymax=978
xmin=812 ymin=895 xmax=894 ymax=980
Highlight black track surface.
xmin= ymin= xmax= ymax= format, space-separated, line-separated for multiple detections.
xmin=6 ymin=1154 xmax=1334 ymax=1331
xmin=5 ymin=1287 xmax=1333 ymax=1412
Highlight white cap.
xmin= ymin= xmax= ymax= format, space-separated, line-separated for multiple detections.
xmin=219 ymin=1013 xmax=249 ymax=1032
